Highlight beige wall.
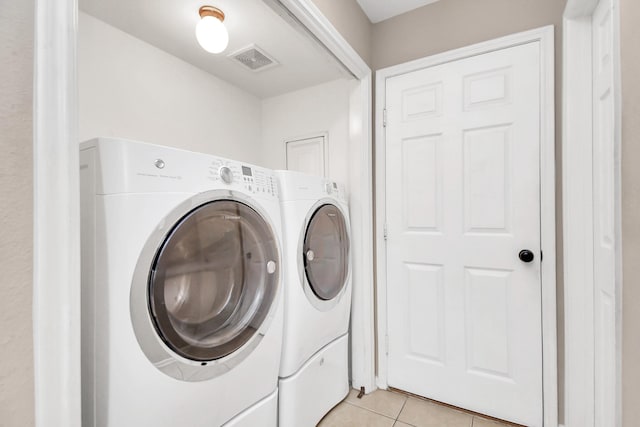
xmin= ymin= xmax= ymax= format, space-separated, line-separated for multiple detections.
xmin=371 ymin=0 xmax=565 ymax=70
xmin=311 ymin=0 xmax=372 ymax=65
xmin=620 ymin=0 xmax=640 ymax=424
xmin=0 ymin=0 xmax=35 ymax=426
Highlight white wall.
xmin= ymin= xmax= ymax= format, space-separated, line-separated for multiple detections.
xmin=0 ymin=0 xmax=35 ymax=425
xmin=78 ymin=12 xmax=263 ymax=164
xmin=79 ymin=12 xmax=353 ymax=181
xmin=261 ymin=79 xmax=352 ymax=186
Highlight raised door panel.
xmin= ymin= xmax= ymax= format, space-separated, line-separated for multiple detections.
xmin=464 ymin=268 xmax=512 ymax=380
xmin=463 ymin=67 xmax=512 ymax=111
xmin=463 ymin=125 xmax=512 ymax=234
xmin=401 ymin=83 xmax=443 ymax=121
xmin=405 ymin=263 xmax=445 ymax=365
xmin=402 ymin=135 xmax=442 ymax=233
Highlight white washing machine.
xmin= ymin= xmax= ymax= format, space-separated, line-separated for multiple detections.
xmin=275 ymin=170 xmax=352 ymax=427
xmin=80 ymin=138 xmax=283 ymax=427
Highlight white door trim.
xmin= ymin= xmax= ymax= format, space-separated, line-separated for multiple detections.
xmin=33 ymin=1 xmax=82 ymax=426
xmin=375 ymin=26 xmax=557 ymax=426
xmin=562 ymin=1 xmax=622 ymax=426
xmin=272 ymin=0 xmax=369 ymax=79
xmin=33 ymin=1 xmax=374 ymax=425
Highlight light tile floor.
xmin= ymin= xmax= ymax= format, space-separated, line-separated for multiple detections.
xmin=318 ymin=389 xmax=522 ymax=427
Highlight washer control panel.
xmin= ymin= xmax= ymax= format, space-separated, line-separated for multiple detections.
xmin=208 ymin=158 xmax=278 ymax=197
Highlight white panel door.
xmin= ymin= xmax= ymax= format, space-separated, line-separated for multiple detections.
xmin=385 ymin=42 xmax=542 ymax=426
xmin=285 ymin=135 xmax=326 ymax=176
xmin=592 ymin=0 xmax=616 ymax=424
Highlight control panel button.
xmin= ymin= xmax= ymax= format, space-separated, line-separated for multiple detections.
xmin=219 ymin=166 xmax=233 ymax=184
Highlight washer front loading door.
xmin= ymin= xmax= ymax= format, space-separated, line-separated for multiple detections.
xmin=301 ymin=202 xmax=350 ymax=311
xmin=131 ymin=191 xmax=280 ymax=381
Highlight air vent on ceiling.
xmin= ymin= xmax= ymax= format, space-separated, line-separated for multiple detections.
xmin=228 ymin=45 xmax=279 ymax=72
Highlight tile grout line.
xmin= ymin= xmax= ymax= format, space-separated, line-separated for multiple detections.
xmin=343 ymin=400 xmax=398 ymax=423
xmin=396 ymin=395 xmax=409 ymax=421
xmin=338 ymin=390 xmax=513 ymax=427
xmin=394 ymin=395 xmax=415 ymax=427
xmin=345 ymin=390 xmax=411 ymax=422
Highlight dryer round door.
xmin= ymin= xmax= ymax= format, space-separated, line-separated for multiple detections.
xmin=302 ymin=202 xmax=350 ymax=307
xmin=131 ymin=193 xmax=281 ymax=381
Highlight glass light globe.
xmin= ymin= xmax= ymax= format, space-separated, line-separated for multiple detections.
xmin=196 ymin=16 xmax=229 ymax=54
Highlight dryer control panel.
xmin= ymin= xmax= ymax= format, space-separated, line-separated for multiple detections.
xmin=324 ymin=179 xmax=348 ymax=204
xmin=207 ymin=158 xmax=278 ymax=198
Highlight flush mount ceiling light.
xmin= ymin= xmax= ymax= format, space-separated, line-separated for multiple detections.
xmin=196 ymin=5 xmax=229 ymax=54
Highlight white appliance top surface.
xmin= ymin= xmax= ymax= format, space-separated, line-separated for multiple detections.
xmin=356 ymin=0 xmax=441 ymax=23
xmin=275 ymin=169 xmax=347 ymax=203
xmin=82 ymin=137 xmax=279 ymax=197
xmin=79 ymin=0 xmax=349 ymax=99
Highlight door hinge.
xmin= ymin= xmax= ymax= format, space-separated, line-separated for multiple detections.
xmin=540 ymin=250 xmax=543 ymax=261
xmin=385 ymin=334 xmax=389 ymax=355
xmin=383 ymin=223 xmax=388 ymax=240
xmin=383 ymin=108 xmax=387 ymax=127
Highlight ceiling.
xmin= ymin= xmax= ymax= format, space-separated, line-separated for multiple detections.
xmin=356 ymin=0 xmax=441 ymax=23
xmin=79 ymin=0 xmax=349 ymax=99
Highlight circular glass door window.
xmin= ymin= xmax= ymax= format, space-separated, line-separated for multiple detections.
xmin=303 ymin=204 xmax=350 ymax=301
xmin=148 ymin=200 xmax=279 ymax=362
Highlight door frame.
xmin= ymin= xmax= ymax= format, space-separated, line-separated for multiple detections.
xmin=374 ymin=26 xmax=557 ymax=426
xmin=33 ymin=0 xmax=374 ymax=425
xmin=33 ymin=1 xmax=81 ymax=425
xmin=562 ymin=0 xmax=622 ymax=426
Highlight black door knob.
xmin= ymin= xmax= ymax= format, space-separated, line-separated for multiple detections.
xmin=519 ymin=250 xmax=534 ymax=263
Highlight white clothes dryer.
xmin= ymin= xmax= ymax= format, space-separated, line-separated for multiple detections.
xmin=80 ymin=138 xmax=283 ymax=427
xmin=275 ymin=170 xmax=352 ymax=427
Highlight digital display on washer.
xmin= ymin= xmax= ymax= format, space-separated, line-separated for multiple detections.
xmin=242 ymin=166 xmax=252 ymax=176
